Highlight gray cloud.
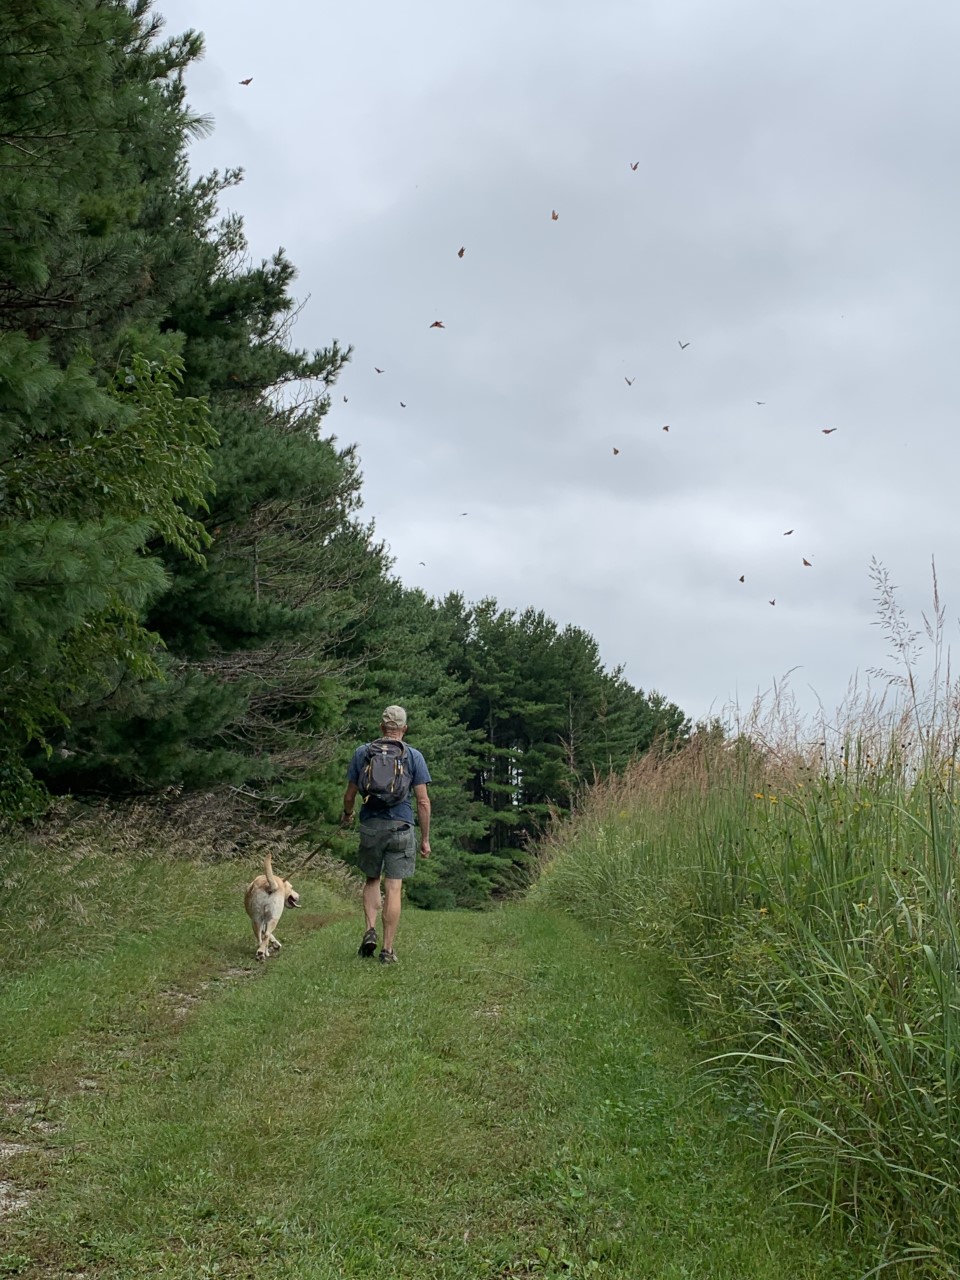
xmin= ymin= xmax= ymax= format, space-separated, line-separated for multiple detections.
xmin=160 ymin=0 xmax=960 ymax=723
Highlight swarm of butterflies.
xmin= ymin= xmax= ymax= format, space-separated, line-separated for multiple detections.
xmin=240 ymin=74 xmax=840 ymax=606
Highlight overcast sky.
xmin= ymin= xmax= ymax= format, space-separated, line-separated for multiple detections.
xmin=157 ymin=0 xmax=960 ymax=729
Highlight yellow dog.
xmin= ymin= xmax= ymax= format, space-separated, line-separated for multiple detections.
xmin=244 ymin=855 xmax=300 ymax=960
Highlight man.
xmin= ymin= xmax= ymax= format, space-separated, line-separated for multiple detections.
xmin=341 ymin=705 xmax=431 ymax=965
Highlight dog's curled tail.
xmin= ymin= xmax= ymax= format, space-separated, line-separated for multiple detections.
xmin=264 ymin=853 xmax=281 ymax=893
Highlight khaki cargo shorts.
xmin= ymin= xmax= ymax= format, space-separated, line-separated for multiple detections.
xmin=356 ymin=817 xmax=417 ymax=880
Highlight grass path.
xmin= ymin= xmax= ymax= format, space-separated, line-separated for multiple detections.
xmin=0 ymin=855 xmax=866 ymax=1278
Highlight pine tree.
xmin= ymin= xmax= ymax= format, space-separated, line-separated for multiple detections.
xmin=0 ymin=1 xmax=377 ymax=808
xmin=438 ymin=595 xmax=691 ymax=864
xmin=0 ymin=1 xmax=217 ymax=814
xmin=47 ymin=200 xmax=372 ymax=800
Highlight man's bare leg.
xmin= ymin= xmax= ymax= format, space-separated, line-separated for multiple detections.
xmin=363 ymin=876 xmax=382 ymax=932
xmin=382 ymin=877 xmax=403 ymax=953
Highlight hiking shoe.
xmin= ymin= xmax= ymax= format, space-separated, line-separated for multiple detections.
xmin=358 ymin=927 xmax=378 ymax=958
xmin=378 ymin=948 xmax=398 ymax=965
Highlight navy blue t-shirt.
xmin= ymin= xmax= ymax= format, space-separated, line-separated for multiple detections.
xmin=348 ymin=741 xmax=431 ymax=824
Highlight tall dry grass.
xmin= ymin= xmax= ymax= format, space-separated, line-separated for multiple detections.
xmin=533 ymin=565 xmax=960 ymax=1274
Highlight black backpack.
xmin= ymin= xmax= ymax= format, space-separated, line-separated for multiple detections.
xmin=358 ymin=738 xmax=412 ymax=808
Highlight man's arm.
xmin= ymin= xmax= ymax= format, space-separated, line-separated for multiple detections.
xmin=341 ymin=780 xmax=359 ymax=826
xmin=413 ymin=782 xmax=431 ymax=855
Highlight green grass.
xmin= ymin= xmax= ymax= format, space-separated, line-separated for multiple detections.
xmin=0 ymin=833 xmax=865 ymax=1279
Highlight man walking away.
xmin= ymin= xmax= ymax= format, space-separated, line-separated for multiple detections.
xmin=341 ymin=705 xmax=431 ymax=964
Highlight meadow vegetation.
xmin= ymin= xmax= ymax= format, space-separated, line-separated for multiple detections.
xmin=534 ymin=571 xmax=960 ymax=1275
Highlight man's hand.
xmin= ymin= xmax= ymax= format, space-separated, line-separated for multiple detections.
xmin=339 ymin=810 xmax=354 ymax=830
xmin=420 ymin=839 xmax=431 ymax=858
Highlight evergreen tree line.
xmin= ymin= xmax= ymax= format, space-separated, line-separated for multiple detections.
xmin=0 ymin=0 xmax=689 ymax=906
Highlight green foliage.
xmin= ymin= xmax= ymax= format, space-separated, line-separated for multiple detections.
xmin=0 ymin=517 xmax=167 ymax=742
xmin=440 ymin=595 xmax=690 ymax=860
xmin=0 ymin=0 xmax=206 ymax=354
xmin=2 ymin=345 xmax=214 ymax=559
xmin=0 ymin=0 xmax=365 ymax=808
xmin=0 ymin=0 xmax=217 ymax=811
xmin=0 ymin=747 xmax=47 ymax=825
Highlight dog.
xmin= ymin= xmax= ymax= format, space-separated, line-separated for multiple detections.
xmin=244 ymin=854 xmax=300 ymax=960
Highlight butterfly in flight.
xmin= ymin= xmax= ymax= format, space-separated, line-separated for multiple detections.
xmin=239 ymin=78 xmax=253 ymax=85
xmin=624 ymin=377 xmax=635 ymax=386
xmin=551 ymin=210 xmax=559 ymax=221
xmin=429 ymin=320 xmax=445 ymax=329
xmin=457 ymin=247 xmax=465 ymax=258
xmin=783 ymin=529 xmax=794 ymax=535
xmin=678 ymin=340 xmax=690 ymax=349
xmin=822 ymin=428 xmax=837 ymax=434
xmin=630 ymin=161 xmax=639 ymax=171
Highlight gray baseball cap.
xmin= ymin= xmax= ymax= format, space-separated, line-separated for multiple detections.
xmin=381 ymin=705 xmax=408 ymax=729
